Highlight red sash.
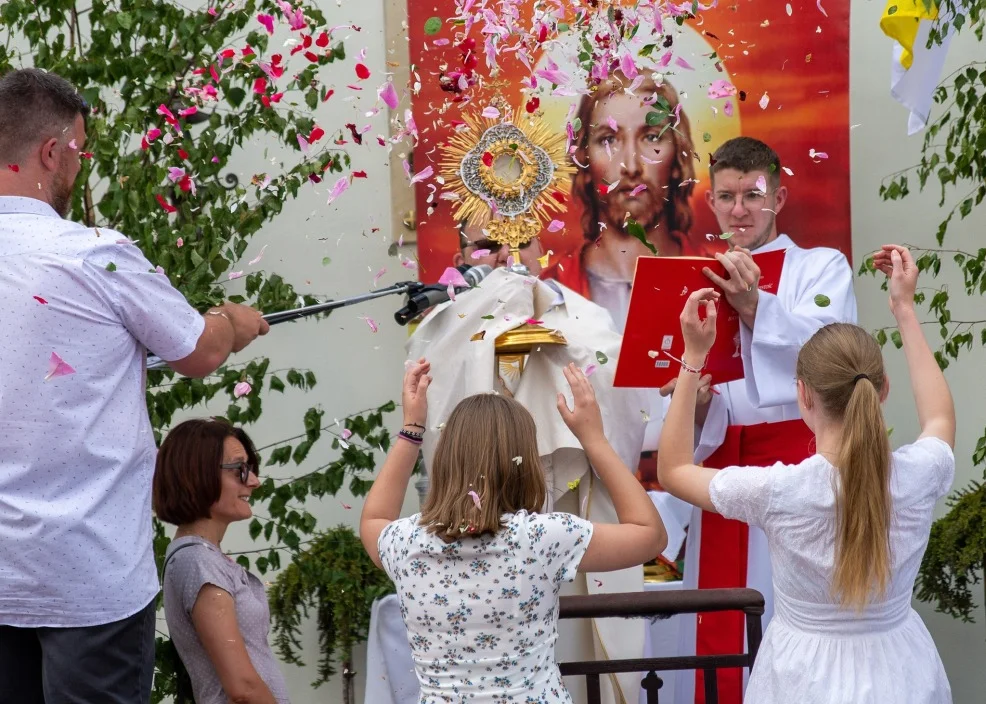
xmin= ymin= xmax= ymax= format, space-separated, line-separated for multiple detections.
xmin=694 ymin=419 xmax=815 ymax=704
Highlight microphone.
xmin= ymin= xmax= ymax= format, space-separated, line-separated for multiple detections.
xmin=394 ymin=264 xmax=492 ymax=325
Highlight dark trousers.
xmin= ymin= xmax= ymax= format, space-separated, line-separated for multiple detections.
xmin=0 ymin=599 xmax=156 ymax=704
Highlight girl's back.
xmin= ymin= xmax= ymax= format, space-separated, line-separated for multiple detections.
xmin=378 ymin=510 xmax=593 ymax=703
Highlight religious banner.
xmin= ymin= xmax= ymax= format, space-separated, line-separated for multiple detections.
xmin=406 ymin=0 xmax=851 ymax=297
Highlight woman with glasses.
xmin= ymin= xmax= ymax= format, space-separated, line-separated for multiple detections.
xmin=153 ymin=418 xmax=289 ymax=704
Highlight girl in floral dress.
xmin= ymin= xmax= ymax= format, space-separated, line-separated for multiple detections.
xmin=361 ymin=360 xmax=667 ymax=703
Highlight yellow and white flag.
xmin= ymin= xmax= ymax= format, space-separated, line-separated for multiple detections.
xmin=880 ymin=0 xmax=964 ymax=135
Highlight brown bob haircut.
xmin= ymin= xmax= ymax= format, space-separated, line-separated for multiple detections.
xmin=153 ymin=418 xmax=260 ymax=525
xmin=571 ymin=69 xmax=696 ymax=243
xmin=420 ymin=393 xmax=547 ymax=539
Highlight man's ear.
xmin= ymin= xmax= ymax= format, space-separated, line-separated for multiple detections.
xmin=452 ymin=251 xmax=465 ymax=268
xmin=39 ymin=137 xmax=60 ymax=172
xmin=773 ymin=184 xmax=789 ymax=216
xmin=705 ymin=188 xmax=716 ymax=213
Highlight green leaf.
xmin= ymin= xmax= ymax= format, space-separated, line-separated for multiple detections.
xmin=424 ymin=16 xmax=442 ymax=35
xmin=890 ymin=330 xmax=903 ymax=349
xmin=814 ymin=294 xmax=831 ymax=307
xmin=595 ymin=351 xmax=608 ymax=364
xmin=625 ymin=219 xmax=657 ymax=255
xmin=572 ymin=117 xmax=582 ymax=132
xmin=703 ymin=132 xmax=712 ymax=143
xmin=269 ymin=375 xmax=285 ymax=392
xmin=248 ymin=518 xmax=262 ymax=540
xmin=645 ymin=110 xmax=668 ymax=127
xmin=227 ymin=87 xmax=246 ymax=108
xmin=105 ymin=262 xmax=117 ymax=272
xmin=321 ymin=256 xmax=332 ymax=266
xmin=481 ymin=314 xmax=494 ymax=320
xmin=557 ymin=22 xmax=569 ymax=32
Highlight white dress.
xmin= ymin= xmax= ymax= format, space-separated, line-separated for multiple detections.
xmin=708 ymin=436 xmax=954 ymax=703
xmin=378 ymin=510 xmax=594 ymax=703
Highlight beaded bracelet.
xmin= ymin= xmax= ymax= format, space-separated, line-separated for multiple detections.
xmin=398 ymin=428 xmax=424 ymax=445
xmin=663 ymin=350 xmax=705 ymax=375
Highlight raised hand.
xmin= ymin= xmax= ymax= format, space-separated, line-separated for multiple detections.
xmin=872 ymin=244 xmax=918 ymax=317
xmin=703 ymin=247 xmax=761 ymax=319
xmin=402 ymin=358 xmax=432 ymax=427
xmin=556 ymin=363 xmax=604 ymax=443
xmin=680 ymin=288 xmax=720 ymax=363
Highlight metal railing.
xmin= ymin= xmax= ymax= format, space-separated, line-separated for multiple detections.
xmin=557 ymin=588 xmax=765 ymax=704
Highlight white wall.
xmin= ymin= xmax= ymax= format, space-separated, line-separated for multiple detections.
xmin=851 ymin=3 xmax=986 ymax=703
xmin=170 ymin=2 xmax=986 ymax=703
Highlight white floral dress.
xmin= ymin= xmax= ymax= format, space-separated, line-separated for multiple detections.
xmin=378 ymin=510 xmax=593 ymax=703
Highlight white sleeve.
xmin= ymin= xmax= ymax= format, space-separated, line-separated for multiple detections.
xmin=741 ymin=248 xmax=857 ymax=408
xmin=82 ymin=239 xmax=205 ymax=362
xmin=708 ymin=464 xmax=777 ymax=528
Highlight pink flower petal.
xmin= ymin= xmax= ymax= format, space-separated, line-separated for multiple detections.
xmin=378 ymin=81 xmax=399 ymax=110
xmin=373 ymin=266 xmax=387 ymax=285
xmin=446 ymin=282 xmax=456 ymax=302
xmin=167 ymin=167 xmax=186 ymax=182
xmin=248 ymin=244 xmax=268 ymax=266
xmin=724 ymin=100 xmax=734 ymax=117
xmin=755 ymin=175 xmax=767 ymax=194
xmin=708 ymin=79 xmax=737 ymax=100
xmin=438 ymin=266 xmax=468 ymax=287
xmin=233 ymin=381 xmax=252 ymax=398
xmin=809 ymin=149 xmax=829 ymax=161
xmin=470 ymin=248 xmax=491 ymax=259
xmin=468 ymin=490 xmax=482 ymax=509
xmin=360 ymin=315 xmax=379 ymax=332
xmin=409 ymin=165 xmax=433 ymax=185
xmin=228 ymin=270 xmax=244 ymax=280
xmin=759 ymin=92 xmax=770 ymax=110
xmin=297 ymin=134 xmax=311 ymax=154
xmin=33 ymin=295 xmax=48 ymax=304
xmin=257 ymin=13 xmax=275 ymax=34
xmin=401 ymin=258 xmax=418 ymax=271
xmin=630 ymin=184 xmax=648 ymax=196
xmin=68 ymin=139 xmax=78 ymax=150
xmin=674 ymin=55 xmax=694 ymax=70
xmin=619 ymin=52 xmax=638 ymax=80
xmin=45 ymin=351 xmax=75 ymax=381
xmin=583 ymin=364 xmax=597 ymax=377
xmin=327 ymin=176 xmax=350 ymax=205
xmin=341 ymin=428 xmax=353 ymax=440
xmin=481 ymin=105 xmax=500 ymax=120
xmin=176 ymin=237 xmax=184 ymax=248
xmin=606 ymin=116 xmax=618 ymax=132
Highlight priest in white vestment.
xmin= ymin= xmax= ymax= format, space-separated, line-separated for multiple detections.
xmin=407 ymin=263 xmax=651 ymax=704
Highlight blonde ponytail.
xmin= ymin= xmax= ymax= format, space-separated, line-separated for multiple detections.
xmin=796 ymin=323 xmax=892 ymax=609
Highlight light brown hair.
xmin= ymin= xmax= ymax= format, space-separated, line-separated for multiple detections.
xmin=420 ymin=394 xmax=547 ymax=538
xmin=796 ymin=323 xmax=891 ymax=608
xmin=153 ymin=418 xmax=260 ymax=525
xmin=571 ymin=70 xmax=696 ymax=242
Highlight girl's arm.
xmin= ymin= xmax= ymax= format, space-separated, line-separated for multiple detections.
xmin=657 ymin=289 xmax=723 ymax=511
xmin=360 ymin=360 xmax=431 ymax=568
xmin=556 ymin=364 xmax=667 ymax=572
xmin=874 ymin=245 xmax=956 ymax=447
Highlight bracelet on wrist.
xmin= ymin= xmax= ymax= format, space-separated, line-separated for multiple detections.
xmin=663 ymin=350 xmax=705 ymax=375
xmin=398 ymin=428 xmax=423 ymax=446
xmin=403 ymin=422 xmax=425 ymax=430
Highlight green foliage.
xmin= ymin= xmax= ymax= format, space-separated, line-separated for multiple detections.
xmin=1 ymin=1 xmax=397 ymax=700
xmin=268 ymin=526 xmax=395 ymax=688
xmin=868 ymin=1 xmax=986 ymax=622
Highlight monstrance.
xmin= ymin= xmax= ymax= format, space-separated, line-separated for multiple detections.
xmin=439 ymin=104 xmax=575 ymax=382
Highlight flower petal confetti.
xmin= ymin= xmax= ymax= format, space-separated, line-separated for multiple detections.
xmin=438 ymin=266 xmax=468 ymax=288
xmin=547 ymin=220 xmax=565 ymax=233
xmin=33 ymin=295 xmax=48 ymax=305
xmin=248 ymin=245 xmax=268 ymax=266
xmin=360 ymin=315 xmax=379 ymax=332
xmin=755 ymin=175 xmax=767 ymax=194
xmin=468 ymin=490 xmax=482 ymax=509
xmin=233 ymin=381 xmax=252 ymax=398
xmin=470 ymin=249 xmax=491 ymax=259
xmin=45 ymin=351 xmax=75 ymax=381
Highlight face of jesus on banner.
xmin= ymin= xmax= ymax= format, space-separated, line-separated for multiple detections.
xmin=572 ymin=72 xmax=697 ymax=257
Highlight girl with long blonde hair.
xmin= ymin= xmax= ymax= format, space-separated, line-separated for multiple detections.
xmin=658 ymin=245 xmax=954 ymax=703
xmin=361 ymin=360 xmax=667 ymax=703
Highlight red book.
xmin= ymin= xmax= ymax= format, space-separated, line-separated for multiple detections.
xmin=614 ymin=249 xmax=786 ymax=388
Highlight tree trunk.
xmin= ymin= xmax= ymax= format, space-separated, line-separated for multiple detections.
xmin=342 ymin=653 xmax=355 ymax=704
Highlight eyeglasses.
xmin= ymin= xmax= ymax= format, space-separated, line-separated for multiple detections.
xmin=712 ymin=190 xmax=774 ymax=214
xmin=220 ymin=460 xmax=258 ymax=484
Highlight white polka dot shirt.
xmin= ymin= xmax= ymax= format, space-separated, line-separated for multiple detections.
xmin=0 ymin=196 xmax=205 ymax=627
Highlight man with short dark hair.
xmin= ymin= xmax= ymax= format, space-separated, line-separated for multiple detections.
xmin=0 ymin=67 xmax=268 ymax=704
xmin=663 ymin=136 xmax=857 ymax=704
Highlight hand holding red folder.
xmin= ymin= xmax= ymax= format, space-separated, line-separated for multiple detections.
xmin=614 ymin=248 xmax=786 ymax=388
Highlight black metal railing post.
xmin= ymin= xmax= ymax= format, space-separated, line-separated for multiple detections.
xmin=557 ymin=588 xmax=765 ymax=704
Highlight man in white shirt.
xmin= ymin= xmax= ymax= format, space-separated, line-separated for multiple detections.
xmin=0 ymin=68 xmax=269 ymax=704
xmin=664 ymin=137 xmax=857 ymax=704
